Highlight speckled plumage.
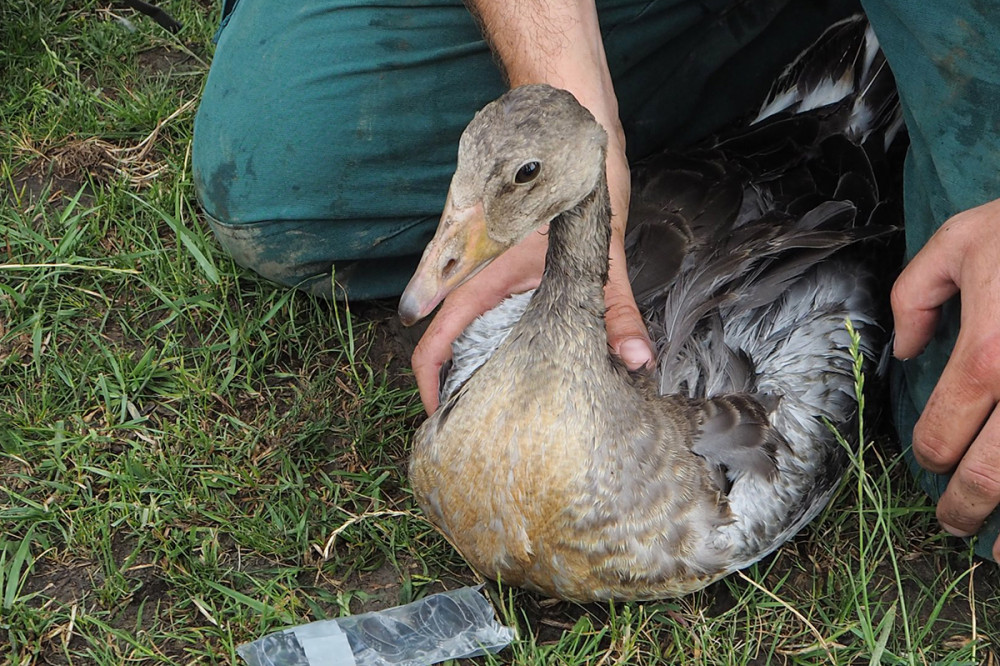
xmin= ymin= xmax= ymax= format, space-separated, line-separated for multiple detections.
xmin=401 ymin=15 xmax=901 ymax=601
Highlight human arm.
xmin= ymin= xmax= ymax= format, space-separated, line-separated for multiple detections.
xmin=891 ymin=196 xmax=1000 ymax=561
xmin=410 ymin=0 xmax=653 ymax=413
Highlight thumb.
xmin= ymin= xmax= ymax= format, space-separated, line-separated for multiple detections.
xmin=605 ymin=244 xmax=653 ymax=369
xmin=890 ymin=220 xmax=964 ymax=359
xmin=608 ymin=304 xmax=653 ymax=369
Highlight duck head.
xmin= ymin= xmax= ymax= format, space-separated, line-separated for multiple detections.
xmin=398 ymin=84 xmax=608 ymax=326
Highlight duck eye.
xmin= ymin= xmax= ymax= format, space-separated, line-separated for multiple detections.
xmin=514 ymin=161 xmax=540 ymax=184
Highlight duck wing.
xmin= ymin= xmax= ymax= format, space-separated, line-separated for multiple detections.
xmin=626 ymin=10 xmax=900 ymax=398
xmin=619 ymin=14 xmax=902 ymax=563
xmin=754 ymin=13 xmax=900 ymax=145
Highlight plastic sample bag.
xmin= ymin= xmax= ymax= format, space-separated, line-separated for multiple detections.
xmin=237 ymin=586 xmax=515 ymax=666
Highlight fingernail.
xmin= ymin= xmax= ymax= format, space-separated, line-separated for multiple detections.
xmin=940 ymin=521 xmax=975 ymax=538
xmin=619 ymin=337 xmax=653 ymax=369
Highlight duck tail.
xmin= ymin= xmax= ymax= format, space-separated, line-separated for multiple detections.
xmin=753 ymin=14 xmax=901 ymax=150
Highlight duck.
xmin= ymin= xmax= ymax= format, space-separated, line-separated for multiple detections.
xmin=397 ymin=15 xmax=901 ymax=601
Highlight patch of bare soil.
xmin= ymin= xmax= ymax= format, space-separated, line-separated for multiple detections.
xmin=21 ymin=535 xmax=159 ymax=607
xmin=2 ymin=142 xmax=130 ymax=213
xmin=353 ymin=299 xmax=428 ymax=386
xmin=3 ymin=139 xmax=117 ymax=206
xmin=20 ymin=536 xmax=184 ymax=664
xmin=22 ymin=559 xmax=102 ymax=608
xmin=2 ymin=168 xmax=95 ymax=211
xmin=136 ymin=46 xmax=196 ymax=79
xmin=6 ymin=96 xmax=196 ymax=201
xmin=336 ymin=556 xmax=474 ymax=617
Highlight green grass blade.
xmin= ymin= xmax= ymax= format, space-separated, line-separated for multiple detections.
xmin=126 ymin=191 xmax=220 ymax=284
xmin=868 ymin=600 xmax=896 ymax=666
xmin=202 ymin=580 xmax=291 ymax=623
xmin=3 ymin=525 xmax=36 ymax=610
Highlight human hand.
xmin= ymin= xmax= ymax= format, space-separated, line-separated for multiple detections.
xmin=411 ymin=143 xmax=652 ymax=414
xmin=891 ymin=197 xmax=1000 ymax=560
xmin=603 ymin=138 xmax=655 ymax=373
xmin=410 ymin=227 xmax=546 ymax=414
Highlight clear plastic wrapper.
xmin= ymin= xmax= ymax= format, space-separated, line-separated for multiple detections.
xmin=237 ymin=586 xmax=515 ymax=666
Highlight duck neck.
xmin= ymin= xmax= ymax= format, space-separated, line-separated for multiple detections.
xmin=526 ymin=175 xmax=612 ymax=342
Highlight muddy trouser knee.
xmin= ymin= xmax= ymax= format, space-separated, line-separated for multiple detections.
xmin=192 ymin=0 xmax=859 ymax=300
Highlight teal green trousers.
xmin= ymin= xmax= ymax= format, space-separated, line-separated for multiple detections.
xmin=860 ymin=0 xmax=1000 ymax=561
xmin=192 ymin=0 xmax=999 ymax=560
xmin=192 ymin=0 xmax=859 ymax=298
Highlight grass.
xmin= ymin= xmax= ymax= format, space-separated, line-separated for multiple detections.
xmin=0 ymin=1 xmax=997 ymax=664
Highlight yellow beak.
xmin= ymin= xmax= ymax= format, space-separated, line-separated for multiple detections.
xmin=398 ymin=192 xmax=506 ymax=326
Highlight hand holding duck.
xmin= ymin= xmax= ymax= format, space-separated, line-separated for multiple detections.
xmin=409 ymin=0 xmax=652 ymax=414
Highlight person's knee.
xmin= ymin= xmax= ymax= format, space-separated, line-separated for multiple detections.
xmin=200 ymin=212 xmax=306 ymax=288
xmin=200 ymin=206 xmax=432 ymax=300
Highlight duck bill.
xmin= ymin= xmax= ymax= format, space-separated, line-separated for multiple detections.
xmin=398 ymin=193 xmax=505 ymax=326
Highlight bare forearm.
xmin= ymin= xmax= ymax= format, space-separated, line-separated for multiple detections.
xmin=467 ymin=1 xmax=614 ymax=102
xmin=467 ymin=0 xmax=628 ymax=231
